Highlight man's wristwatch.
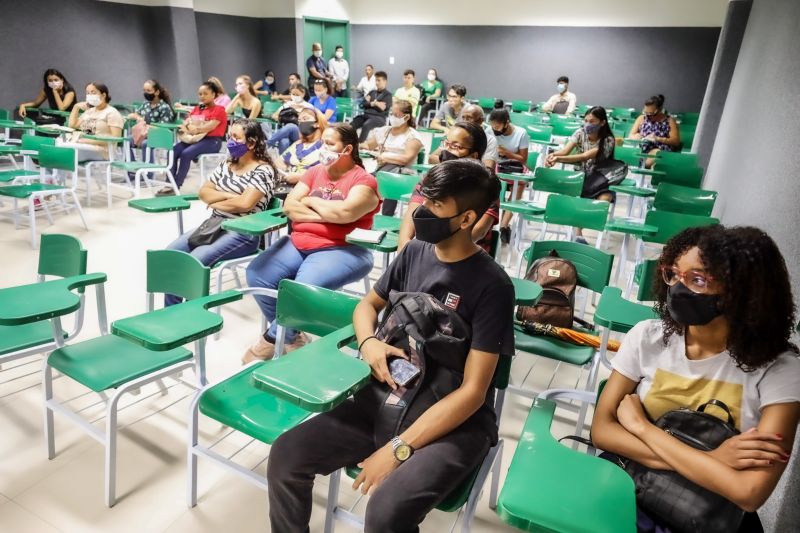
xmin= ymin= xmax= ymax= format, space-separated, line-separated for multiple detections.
xmin=390 ymin=436 xmax=414 ymax=462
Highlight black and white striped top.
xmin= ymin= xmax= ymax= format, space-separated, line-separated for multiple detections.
xmin=209 ymin=161 xmax=275 ymax=218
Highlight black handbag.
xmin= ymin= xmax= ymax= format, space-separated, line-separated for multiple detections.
xmin=620 ymin=400 xmax=746 ymax=533
xmin=581 ymin=158 xmax=628 ymax=198
xmin=187 ymin=215 xmax=226 ymax=249
xmin=353 ymin=291 xmax=472 ymax=447
xmin=497 ymin=160 xmax=525 ymax=174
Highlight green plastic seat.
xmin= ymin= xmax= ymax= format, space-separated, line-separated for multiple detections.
xmin=147 ymin=249 xmax=210 ymax=302
xmin=0 ymin=322 xmax=66 ymax=356
xmin=642 ymin=210 xmax=719 ymax=245
xmin=510 ymin=112 xmax=546 ymax=129
xmin=675 ymin=112 xmax=700 ymax=126
xmin=369 ymin=171 xmax=420 ymax=234
xmin=128 ymin=194 xmax=199 ymax=213
xmin=513 ymin=326 xmax=596 ymax=365
xmin=48 ymin=335 xmax=192 ymax=392
xmin=594 ymin=287 xmax=658 ymax=334
xmin=221 ymin=206 xmax=287 ymax=237
xmin=198 ymin=362 xmax=312 ymax=443
xmin=476 ymin=97 xmax=496 ymax=111
xmin=526 ymin=125 xmax=555 ymax=147
xmin=543 ymin=195 xmax=610 ymax=232
xmin=346 ymin=229 xmax=399 ymax=253
xmin=634 ymin=258 xmax=660 ymax=302
xmin=510 ymin=100 xmax=533 ymax=113
xmin=655 ymin=151 xmax=698 ymax=168
xmin=532 ymin=166 xmax=585 ymax=196
xmin=497 ymin=398 xmax=636 ymax=533
xmin=653 ymin=182 xmax=717 ymax=216
xmin=652 ymin=161 xmax=704 ymax=189
xmin=550 ymin=121 xmax=581 ymax=138
xmin=610 ymin=107 xmax=637 ymax=120
xmin=678 ymin=124 xmax=696 ymax=150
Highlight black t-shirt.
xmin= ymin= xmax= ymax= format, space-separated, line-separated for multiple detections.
xmin=374 ymin=239 xmax=515 ymax=437
xmin=364 ymin=88 xmax=393 ymax=118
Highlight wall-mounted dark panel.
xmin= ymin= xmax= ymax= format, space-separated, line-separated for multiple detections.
xmin=351 ymin=24 xmax=721 ymax=111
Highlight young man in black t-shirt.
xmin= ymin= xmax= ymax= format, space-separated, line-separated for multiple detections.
xmin=267 ymin=160 xmax=515 ymax=532
xmin=350 ymin=70 xmax=394 ymax=142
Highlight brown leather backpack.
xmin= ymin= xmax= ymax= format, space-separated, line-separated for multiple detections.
xmin=516 ymin=250 xmax=577 ymax=328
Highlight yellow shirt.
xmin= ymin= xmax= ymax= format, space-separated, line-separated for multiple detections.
xmin=393 ymin=86 xmax=421 ymax=117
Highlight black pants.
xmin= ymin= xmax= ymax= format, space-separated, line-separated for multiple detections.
xmin=418 ymin=101 xmax=437 ymax=127
xmin=350 ymin=113 xmax=387 ymax=142
xmin=267 ymin=399 xmax=492 ymax=533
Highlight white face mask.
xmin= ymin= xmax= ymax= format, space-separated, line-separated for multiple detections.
xmin=48 ymin=80 xmax=62 ymax=90
xmin=335 ymin=51 xmax=344 ymax=59
xmin=86 ymin=94 xmax=102 ymax=107
xmin=557 ymin=83 xmax=567 ymax=93
xmin=389 ymin=115 xmax=407 ymax=128
xmin=291 ymin=95 xmax=304 ymax=104
xmin=313 ymin=50 xmax=322 ymax=58
xmin=427 ymin=73 xmax=436 ymax=82
xmin=265 ymin=77 xmax=275 ymax=85
xmin=319 ymin=147 xmax=342 ymax=166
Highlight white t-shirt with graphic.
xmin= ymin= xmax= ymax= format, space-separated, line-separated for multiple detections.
xmin=612 ymin=319 xmax=800 ymax=431
xmin=368 ymin=126 xmax=423 ymax=169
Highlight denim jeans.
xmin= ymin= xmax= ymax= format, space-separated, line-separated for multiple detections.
xmin=169 ymin=137 xmax=223 ymax=187
xmin=245 ymin=236 xmax=374 ymax=342
xmin=128 ymin=139 xmax=155 ymax=163
xmin=164 ymin=226 xmax=260 ymax=306
xmin=268 ymin=123 xmax=300 ymax=154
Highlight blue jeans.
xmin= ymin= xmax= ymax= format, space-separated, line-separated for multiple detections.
xmin=268 ymin=123 xmax=300 ymax=154
xmin=129 ymin=139 xmax=155 ymax=163
xmin=164 ymin=225 xmax=260 ymax=306
xmin=245 ymin=236 xmax=374 ymax=342
xmin=170 ymin=137 xmax=223 ymax=188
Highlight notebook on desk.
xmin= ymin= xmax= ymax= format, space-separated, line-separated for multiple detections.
xmin=347 ymin=228 xmax=386 ymax=244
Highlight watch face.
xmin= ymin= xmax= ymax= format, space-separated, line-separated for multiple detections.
xmin=394 ymin=444 xmax=412 ymax=462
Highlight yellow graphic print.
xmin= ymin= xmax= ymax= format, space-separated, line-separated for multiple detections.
xmin=644 ymin=369 xmax=744 ymax=429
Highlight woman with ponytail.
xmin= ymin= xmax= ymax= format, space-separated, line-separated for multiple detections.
xmin=243 ymin=122 xmax=380 ymax=362
xmin=629 ymin=94 xmax=680 ymax=167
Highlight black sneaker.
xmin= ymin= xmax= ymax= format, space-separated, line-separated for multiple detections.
xmin=500 ymin=226 xmax=511 ymax=245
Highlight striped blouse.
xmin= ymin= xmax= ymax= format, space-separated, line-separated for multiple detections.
xmin=209 ymin=161 xmax=275 ymax=218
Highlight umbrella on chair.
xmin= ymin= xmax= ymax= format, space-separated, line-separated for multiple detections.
xmin=517 ymin=320 xmax=622 ymax=352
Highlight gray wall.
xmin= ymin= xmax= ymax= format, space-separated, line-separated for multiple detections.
xmin=351 ymin=25 xmax=720 ymax=111
xmin=0 ymin=0 xmax=297 ymax=111
xmin=703 ymin=0 xmax=800 ymax=526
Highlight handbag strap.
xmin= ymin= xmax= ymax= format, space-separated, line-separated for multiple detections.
xmin=697 ymin=399 xmax=736 ymax=426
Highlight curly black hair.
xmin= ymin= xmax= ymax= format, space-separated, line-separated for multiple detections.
xmin=228 ymin=118 xmax=272 ymax=167
xmin=653 ymin=225 xmax=798 ymax=371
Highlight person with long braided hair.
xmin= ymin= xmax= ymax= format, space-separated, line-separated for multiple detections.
xmin=163 ymin=118 xmax=276 ymax=305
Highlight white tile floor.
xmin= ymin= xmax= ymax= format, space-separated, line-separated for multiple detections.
xmin=0 ymin=160 xmax=631 ymax=532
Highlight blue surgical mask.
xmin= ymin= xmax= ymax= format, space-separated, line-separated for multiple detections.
xmin=557 ymin=83 xmax=567 ymax=93
xmin=584 ymin=122 xmax=601 ymax=135
xmin=226 ymin=139 xmax=249 ymax=159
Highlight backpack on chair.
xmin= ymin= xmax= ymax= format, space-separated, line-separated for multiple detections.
xmin=516 ymin=250 xmax=578 ymax=328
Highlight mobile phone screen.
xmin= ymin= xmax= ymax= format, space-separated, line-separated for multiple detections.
xmin=388 ymin=358 xmax=420 ymax=388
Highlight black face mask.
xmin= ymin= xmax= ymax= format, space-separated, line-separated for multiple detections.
xmin=412 ymin=205 xmax=463 ymax=244
xmin=666 ymin=282 xmax=723 ymax=326
xmin=492 ymin=128 xmax=505 ymax=136
xmin=439 ymin=149 xmax=460 ymax=162
xmin=143 ymin=92 xmax=155 ymax=102
xmin=298 ymin=121 xmax=317 ymax=137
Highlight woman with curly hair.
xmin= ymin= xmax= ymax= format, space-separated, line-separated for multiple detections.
xmin=164 ymin=119 xmax=276 ymax=305
xmin=592 ymin=225 xmax=800 ymax=531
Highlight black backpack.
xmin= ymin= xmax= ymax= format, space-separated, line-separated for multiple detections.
xmin=353 ymin=291 xmax=472 ymax=446
xmin=619 ymin=400 xmax=746 ymax=533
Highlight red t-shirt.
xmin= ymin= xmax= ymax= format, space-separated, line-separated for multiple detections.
xmin=291 ymin=165 xmax=381 ymax=251
xmin=410 ymin=184 xmax=500 ymax=253
xmin=188 ymin=104 xmax=228 ymax=138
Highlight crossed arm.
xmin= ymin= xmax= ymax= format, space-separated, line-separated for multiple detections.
xmin=283 ymin=182 xmax=379 ymax=224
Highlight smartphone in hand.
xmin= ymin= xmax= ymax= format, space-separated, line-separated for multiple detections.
xmin=388 ymin=357 xmax=420 ymax=388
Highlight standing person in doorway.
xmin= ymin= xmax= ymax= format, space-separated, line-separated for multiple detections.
xmin=328 ymin=45 xmax=350 ymax=98
xmin=306 ymin=42 xmax=335 ymax=95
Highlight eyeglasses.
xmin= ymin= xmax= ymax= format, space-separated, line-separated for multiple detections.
xmin=447 ymin=93 xmax=459 ymax=99
xmin=660 ymin=266 xmax=716 ymax=294
xmin=441 ymin=139 xmax=469 ymax=152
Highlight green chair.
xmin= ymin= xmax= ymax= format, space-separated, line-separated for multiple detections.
xmin=576 ymin=104 xmax=594 ymax=116
xmin=106 ymin=126 xmax=179 ymax=206
xmin=652 ymin=182 xmax=717 ymax=216
xmin=0 ymin=234 xmax=103 ymax=370
xmin=497 ymin=396 xmax=636 ymax=533
xmin=675 ymin=112 xmax=700 ymax=126
xmin=429 ymin=134 xmax=445 ymax=158
xmin=43 ymin=250 xmax=240 ymax=506
xmin=652 ymin=161 xmax=704 ymax=189
xmin=511 ymin=100 xmax=533 ymax=112
xmin=187 ymin=279 xmax=360 ymax=506
xmin=678 ymin=124 xmax=696 ymax=151
xmin=128 ymin=193 xmax=200 ymax=235
xmin=654 ymin=151 xmax=698 ymax=168
xmin=325 ymin=355 xmax=514 ymax=533
xmin=0 ymin=134 xmax=56 ymax=183
xmin=477 ymin=97 xmax=496 ymax=111
xmin=610 ymin=107 xmax=637 ymax=121
xmin=550 ymin=121 xmax=581 ymax=138
xmin=372 ymin=171 xmax=421 ymax=233
xmin=511 ymin=241 xmax=614 ymax=431
xmin=0 ymin=145 xmax=88 ymax=248
xmin=510 ymin=112 xmax=547 ymax=129
xmin=526 ymin=125 xmax=556 ymax=152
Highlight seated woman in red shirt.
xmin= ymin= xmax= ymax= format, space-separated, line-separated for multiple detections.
xmin=243 ymin=123 xmax=381 ymax=362
xmin=161 ymin=80 xmax=228 ymax=195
